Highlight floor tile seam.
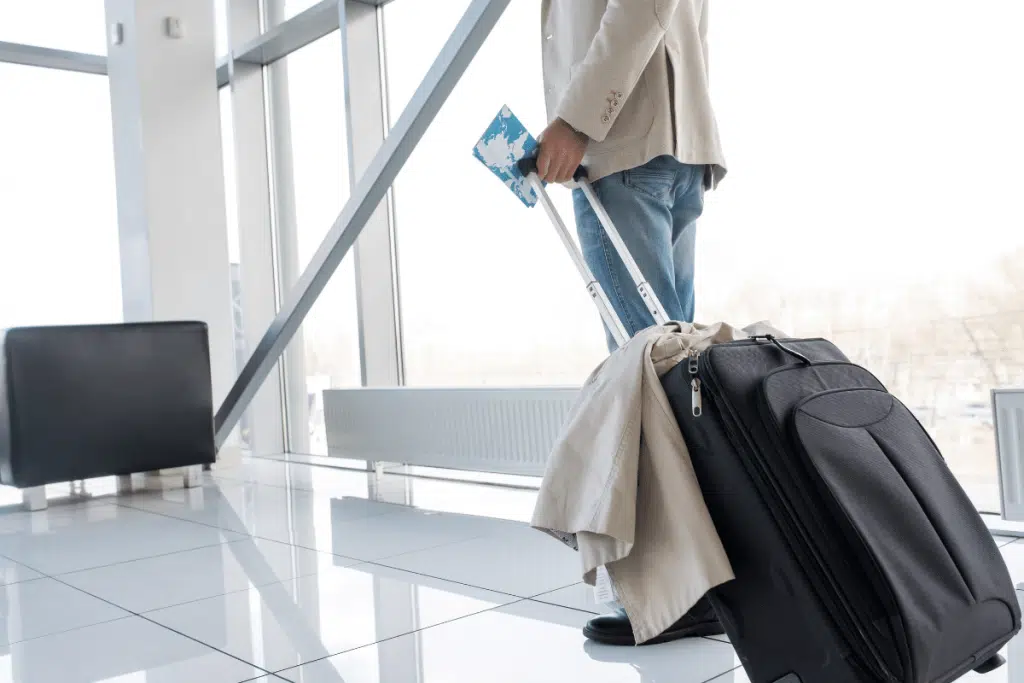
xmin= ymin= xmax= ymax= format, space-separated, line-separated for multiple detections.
xmin=44 ymin=570 xmax=168 ymax=619
xmin=50 ymin=559 xmax=306 ymax=623
xmin=0 ymin=550 xmax=52 ymax=579
xmin=703 ymin=664 xmax=745 ymax=682
xmin=43 ymin=539 xmax=235 ymax=577
xmin=523 ymin=596 xmax=601 ymax=617
xmin=362 ymin=528 xmax=512 ymax=565
xmin=268 ymin=596 xmax=536 ymax=677
xmin=263 ymin=526 xmax=496 ymax=566
xmin=87 ymin=499 xmax=255 ymax=534
xmin=358 ymin=557 xmax=529 ymax=602
xmin=130 ymin=559 xmax=369 ymax=616
xmin=110 ymin=498 xmax=255 ymax=534
xmin=365 ymin=538 xmax=584 ymax=600
xmin=223 ymin=536 xmax=369 ymax=572
xmin=209 ymin=470 xmax=537 ymax=524
xmin=133 ymin=610 xmax=279 ymax=677
xmin=48 ymin=565 xmax=362 ymax=671
xmin=0 ymin=574 xmax=51 ymax=589
xmin=1 ymin=612 xmax=137 ymax=648
xmin=207 ymin=473 xmax=359 ymax=498
xmin=118 ymin=489 xmax=407 ymax=532
xmin=246 ymin=453 xmax=545 ymax=493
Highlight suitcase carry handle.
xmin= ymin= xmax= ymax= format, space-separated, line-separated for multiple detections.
xmin=518 ymin=152 xmax=671 ymax=349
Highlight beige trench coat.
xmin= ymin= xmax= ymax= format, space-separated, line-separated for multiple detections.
xmin=532 ymin=321 xmax=785 ymax=644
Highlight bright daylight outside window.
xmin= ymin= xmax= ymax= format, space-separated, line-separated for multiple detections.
xmin=0 ymin=2 xmax=107 ymax=54
xmin=268 ymin=33 xmax=361 ymax=455
xmin=0 ymin=64 xmax=121 ymax=330
xmin=385 ymin=1 xmax=609 ymax=388
xmin=696 ymin=1 xmax=1024 ymax=511
xmin=384 ymin=1 xmax=1024 ymax=512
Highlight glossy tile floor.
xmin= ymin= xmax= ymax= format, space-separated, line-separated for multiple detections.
xmin=0 ymin=457 xmax=1021 ymax=682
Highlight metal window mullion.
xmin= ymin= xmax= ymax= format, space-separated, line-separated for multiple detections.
xmin=263 ymin=0 xmax=312 ymax=455
xmin=213 ymin=0 xmax=513 ymax=447
xmin=226 ymin=0 xmax=289 ymax=456
xmin=340 ymin=0 xmax=403 ymax=390
xmin=377 ymin=4 xmax=407 ymax=386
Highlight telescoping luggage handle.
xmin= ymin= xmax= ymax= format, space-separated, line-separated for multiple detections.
xmin=517 ymin=156 xmax=670 ymax=349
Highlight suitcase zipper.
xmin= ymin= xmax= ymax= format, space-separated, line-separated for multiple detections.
xmin=689 ymin=349 xmax=702 ymax=417
xmin=695 ymin=345 xmax=896 ymax=683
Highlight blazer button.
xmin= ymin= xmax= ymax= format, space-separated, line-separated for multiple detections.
xmin=602 ymin=115 xmax=610 ymax=123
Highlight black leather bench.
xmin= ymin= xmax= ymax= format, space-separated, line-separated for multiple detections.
xmin=0 ymin=321 xmax=216 ymax=510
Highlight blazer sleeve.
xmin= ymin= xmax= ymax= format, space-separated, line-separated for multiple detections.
xmin=555 ymin=0 xmax=682 ymax=143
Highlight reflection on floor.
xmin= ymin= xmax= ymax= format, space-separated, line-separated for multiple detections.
xmin=0 ymin=457 xmax=1018 ymax=682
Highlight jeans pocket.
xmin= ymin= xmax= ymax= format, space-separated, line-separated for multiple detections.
xmin=623 ymin=165 xmax=676 ymax=202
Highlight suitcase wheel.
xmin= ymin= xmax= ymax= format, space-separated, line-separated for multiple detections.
xmin=974 ymin=653 xmax=1006 ymax=674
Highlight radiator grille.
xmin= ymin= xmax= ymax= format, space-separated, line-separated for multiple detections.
xmin=323 ymin=387 xmax=579 ymax=477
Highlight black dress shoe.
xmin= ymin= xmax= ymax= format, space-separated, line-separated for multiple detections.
xmin=583 ymin=596 xmax=725 ymax=646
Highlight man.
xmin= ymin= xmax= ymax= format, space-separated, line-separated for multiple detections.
xmin=537 ymin=0 xmax=727 ymax=645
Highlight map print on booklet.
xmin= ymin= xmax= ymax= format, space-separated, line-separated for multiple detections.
xmin=473 ymin=104 xmax=544 ymax=208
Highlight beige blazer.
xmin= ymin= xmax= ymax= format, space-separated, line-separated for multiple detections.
xmin=541 ymin=0 xmax=727 ymax=185
xmin=532 ymin=321 xmax=785 ymax=644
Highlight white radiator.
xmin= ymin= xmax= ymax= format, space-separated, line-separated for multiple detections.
xmin=993 ymin=388 xmax=1024 ymax=521
xmin=322 ymin=387 xmax=580 ymax=477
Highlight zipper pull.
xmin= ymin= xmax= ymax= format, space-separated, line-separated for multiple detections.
xmin=691 ymin=377 xmax=703 ymax=417
xmin=688 ymin=350 xmax=702 ymax=417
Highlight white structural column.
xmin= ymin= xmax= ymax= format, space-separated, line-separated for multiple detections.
xmin=104 ymin=0 xmax=238 ymax=459
xmin=342 ymin=1 xmax=404 ymax=388
xmin=226 ymin=0 xmax=287 ymax=456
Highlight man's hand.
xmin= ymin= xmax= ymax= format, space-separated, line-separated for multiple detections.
xmin=537 ymin=118 xmax=589 ymax=184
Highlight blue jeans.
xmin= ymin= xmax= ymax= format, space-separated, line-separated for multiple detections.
xmin=573 ymin=155 xmax=705 ymax=351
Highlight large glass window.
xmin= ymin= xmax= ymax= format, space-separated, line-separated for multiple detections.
xmin=264 ymin=0 xmax=328 ymax=28
xmin=215 ymin=0 xmax=229 ymax=58
xmin=268 ymin=33 xmax=361 ymax=455
xmin=384 ymin=1 xmax=608 ymax=387
xmin=0 ymin=65 xmax=121 ymax=328
xmin=382 ymin=2 xmax=1024 ymax=509
xmin=0 ymin=2 xmax=107 ymax=54
xmin=697 ymin=2 xmax=1024 ymax=510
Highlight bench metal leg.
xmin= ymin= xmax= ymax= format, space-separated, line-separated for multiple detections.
xmin=23 ymin=486 xmax=47 ymax=512
xmin=183 ymin=465 xmax=202 ymax=489
xmin=116 ymin=474 xmax=133 ymax=494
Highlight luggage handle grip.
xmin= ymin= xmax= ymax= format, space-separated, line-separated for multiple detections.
xmin=517 ymin=155 xmax=588 ymax=182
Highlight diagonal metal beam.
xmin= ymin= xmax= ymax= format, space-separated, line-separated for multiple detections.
xmin=214 ymin=0 xmax=512 ymax=448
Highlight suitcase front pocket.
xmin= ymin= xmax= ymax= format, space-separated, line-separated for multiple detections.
xmin=793 ymin=387 xmax=1016 ymax=683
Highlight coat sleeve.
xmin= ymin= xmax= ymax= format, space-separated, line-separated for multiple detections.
xmin=555 ymin=0 xmax=682 ymax=143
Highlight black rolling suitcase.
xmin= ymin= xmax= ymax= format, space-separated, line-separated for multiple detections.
xmin=519 ymin=160 xmax=1021 ymax=683
xmin=663 ymin=338 xmax=1020 ymax=683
